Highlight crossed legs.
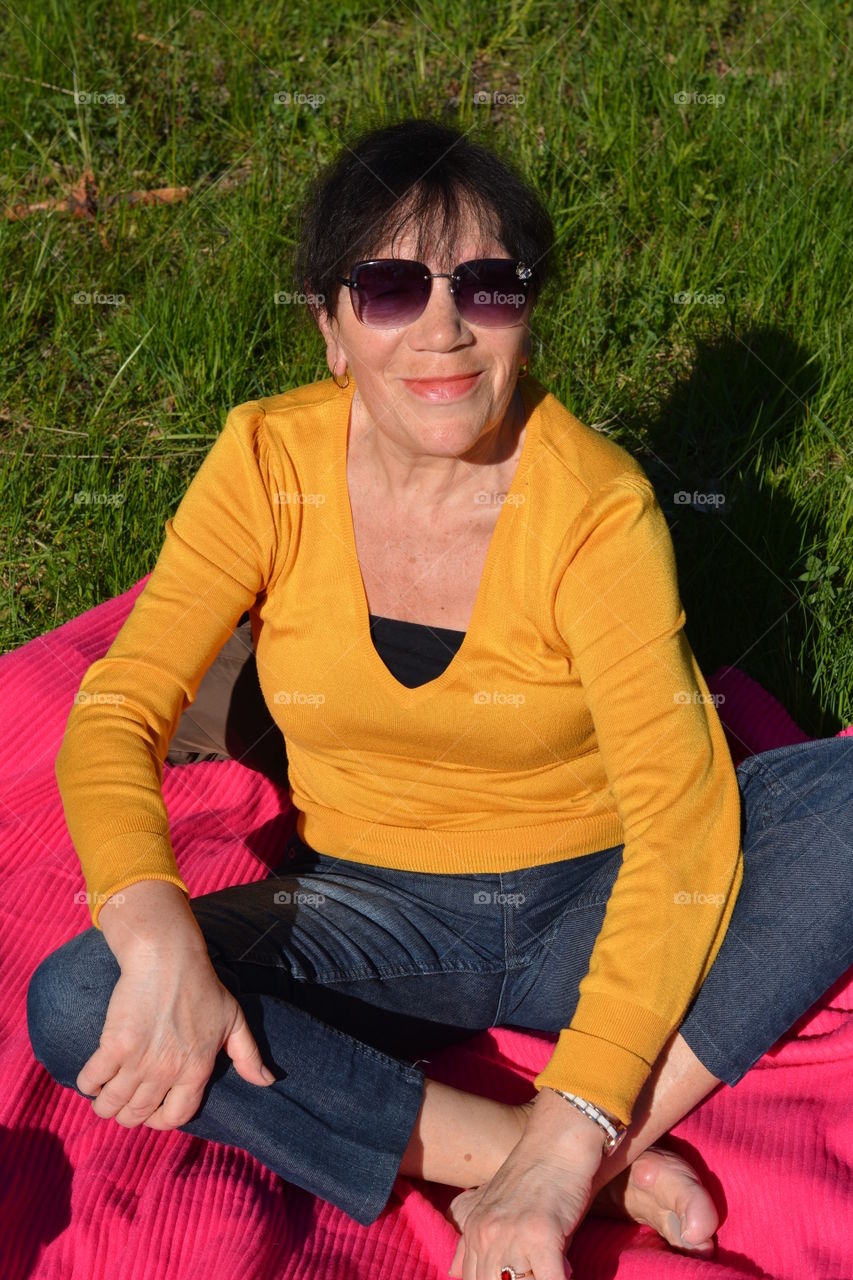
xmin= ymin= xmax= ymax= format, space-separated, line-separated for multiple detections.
xmin=396 ymin=1028 xmax=721 ymax=1253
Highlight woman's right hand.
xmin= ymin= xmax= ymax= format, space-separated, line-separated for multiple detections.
xmin=76 ymin=945 xmax=276 ymax=1131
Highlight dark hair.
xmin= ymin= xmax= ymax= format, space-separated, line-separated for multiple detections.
xmin=292 ymin=117 xmax=555 ymax=326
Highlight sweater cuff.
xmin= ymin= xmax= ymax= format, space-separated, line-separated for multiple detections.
xmin=531 ymin=994 xmax=673 ymax=1126
xmin=532 ymin=1029 xmax=651 ymax=1127
xmin=90 ymin=874 xmax=191 ymax=931
xmin=80 ymin=830 xmax=191 ymax=931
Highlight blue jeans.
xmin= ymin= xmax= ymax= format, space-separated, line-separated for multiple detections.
xmin=26 ymin=737 xmax=853 ymax=1226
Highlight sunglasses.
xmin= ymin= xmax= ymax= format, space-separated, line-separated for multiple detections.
xmin=336 ymin=258 xmax=535 ymax=329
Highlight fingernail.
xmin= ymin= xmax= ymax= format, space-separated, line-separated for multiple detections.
xmin=262 ymin=1067 xmax=276 ymax=1083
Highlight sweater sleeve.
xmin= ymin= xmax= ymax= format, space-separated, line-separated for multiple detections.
xmin=55 ymin=401 xmax=287 ymax=932
xmin=532 ymin=475 xmax=743 ymax=1126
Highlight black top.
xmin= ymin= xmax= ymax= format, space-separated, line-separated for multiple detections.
xmin=235 ymin=609 xmax=465 ymax=690
xmin=368 ymin=613 xmax=465 ymax=687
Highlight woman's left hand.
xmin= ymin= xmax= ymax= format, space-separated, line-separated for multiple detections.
xmin=447 ymin=1095 xmax=605 ymax=1280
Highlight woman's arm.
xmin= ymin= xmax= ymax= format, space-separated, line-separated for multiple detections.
xmin=55 ymin=401 xmax=291 ymax=932
xmin=534 ymin=474 xmax=744 ymax=1127
xmin=165 ymin=612 xmax=289 ymax=785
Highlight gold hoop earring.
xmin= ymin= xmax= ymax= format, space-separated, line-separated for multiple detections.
xmin=333 ymin=369 xmax=350 ymax=389
xmin=517 ymin=361 xmax=529 ymax=379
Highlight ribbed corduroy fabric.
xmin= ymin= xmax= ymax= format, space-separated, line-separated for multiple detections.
xmin=8 ymin=580 xmax=853 ymax=1278
xmin=52 ymin=373 xmax=749 ymax=1125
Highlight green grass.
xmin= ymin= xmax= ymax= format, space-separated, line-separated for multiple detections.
xmin=1 ymin=0 xmax=850 ymax=733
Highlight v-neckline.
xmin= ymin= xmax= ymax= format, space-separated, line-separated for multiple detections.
xmin=335 ymin=377 xmax=538 ymax=707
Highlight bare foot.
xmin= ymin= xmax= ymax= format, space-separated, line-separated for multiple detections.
xmin=589 ymin=1144 xmax=718 ymax=1257
xmin=512 ymin=1100 xmax=715 ymax=1254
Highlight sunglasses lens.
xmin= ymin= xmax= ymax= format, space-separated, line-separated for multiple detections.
xmin=352 ymin=260 xmax=431 ymax=327
xmin=348 ymin=259 xmax=532 ymax=328
xmin=454 ymin=260 xmax=531 ymax=327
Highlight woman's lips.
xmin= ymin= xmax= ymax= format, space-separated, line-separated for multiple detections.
xmin=402 ymin=371 xmax=483 ymax=401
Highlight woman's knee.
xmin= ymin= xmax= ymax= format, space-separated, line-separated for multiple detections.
xmin=27 ymin=928 xmax=120 ymax=1089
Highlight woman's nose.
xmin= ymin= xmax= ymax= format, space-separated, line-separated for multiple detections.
xmin=410 ymin=277 xmax=467 ymax=342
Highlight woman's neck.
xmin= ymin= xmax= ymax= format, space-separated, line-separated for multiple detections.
xmin=348 ymin=385 xmax=526 ymax=511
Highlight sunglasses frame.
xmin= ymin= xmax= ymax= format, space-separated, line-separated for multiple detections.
xmin=335 ymin=257 xmax=535 ymax=328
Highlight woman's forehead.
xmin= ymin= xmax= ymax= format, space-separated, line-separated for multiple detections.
xmin=361 ymin=202 xmax=505 ymax=268
xmin=360 ymin=229 xmax=507 ymax=267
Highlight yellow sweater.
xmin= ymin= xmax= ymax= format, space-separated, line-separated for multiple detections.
xmin=55 ymin=373 xmax=743 ymax=1126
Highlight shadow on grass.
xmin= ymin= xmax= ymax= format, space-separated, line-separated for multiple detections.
xmin=618 ymin=325 xmax=842 ymax=737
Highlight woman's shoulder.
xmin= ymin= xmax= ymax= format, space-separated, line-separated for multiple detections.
xmin=255 ymin=375 xmax=341 ymax=421
xmin=526 ymin=376 xmax=652 ymax=507
xmin=220 ymin=377 xmax=342 ymax=468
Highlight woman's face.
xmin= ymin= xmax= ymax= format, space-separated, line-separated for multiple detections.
xmin=315 ymin=212 xmax=532 ymax=464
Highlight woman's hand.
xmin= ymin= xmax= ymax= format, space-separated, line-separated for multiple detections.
xmin=76 ymin=944 xmax=276 ymax=1131
xmin=447 ymin=1089 xmax=606 ymax=1280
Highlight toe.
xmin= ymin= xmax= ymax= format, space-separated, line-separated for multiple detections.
xmin=664 ymin=1210 xmax=716 ymax=1257
xmin=629 ymin=1147 xmax=719 ymax=1253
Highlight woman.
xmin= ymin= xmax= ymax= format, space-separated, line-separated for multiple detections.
xmin=27 ymin=118 xmax=852 ymax=1280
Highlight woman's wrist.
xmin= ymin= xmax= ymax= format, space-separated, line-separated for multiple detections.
xmin=553 ymin=1088 xmax=623 ymax=1127
xmin=99 ymin=880 xmax=205 ymax=963
xmin=527 ymin=1086 xmax=608 ymax=1165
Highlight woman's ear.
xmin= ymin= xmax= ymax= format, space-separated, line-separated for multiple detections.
xmin=312 ymin=302 xmax=347 ymax=380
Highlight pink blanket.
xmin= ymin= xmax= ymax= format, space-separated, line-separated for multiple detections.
xmin=3 ymin=573 xmax=852 ymax=1280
